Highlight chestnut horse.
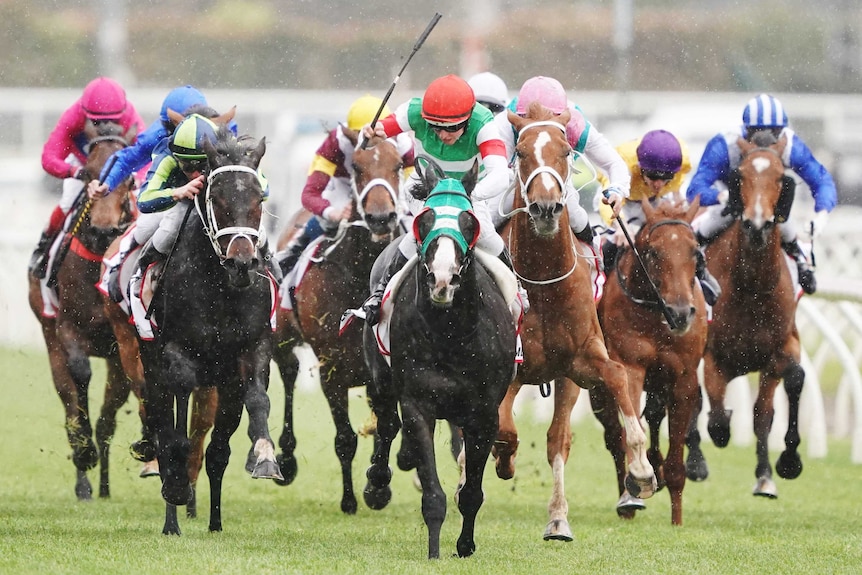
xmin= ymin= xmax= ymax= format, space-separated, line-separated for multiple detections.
xmin=494 ymin=102 xmax=656 ymax=541
xmin=592 ymin=197 xmax=707 ymax=525
xmin=696 ymin=132 xmax=805 ymax=498
xmin=273 ymin=130 xmax=405 ymax=513
xmin=27 ymin=120 xmax=137 ymax=500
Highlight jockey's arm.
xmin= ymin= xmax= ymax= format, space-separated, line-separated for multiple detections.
xmin=686 ymin=134 xmax=731 ymax=207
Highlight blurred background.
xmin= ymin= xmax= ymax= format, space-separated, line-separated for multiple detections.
xmin=1 ymin=0 xmax=861 ymax=459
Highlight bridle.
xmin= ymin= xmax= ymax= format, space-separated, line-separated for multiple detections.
xmin=197 ymin=164 xmax=264 ymax=259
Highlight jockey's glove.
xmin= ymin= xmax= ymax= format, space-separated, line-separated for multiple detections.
xmin=809 ymin=210 xmax=829 ymax=239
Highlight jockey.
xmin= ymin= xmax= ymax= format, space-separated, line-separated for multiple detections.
xmin=467 ymin=71 xmax=509 ymax=116
xmin=687 ymin=94 xmax=837 ymax=294
xmin=360 ymin=74 xmax=523 ymax=326
xmin=275 ymin=94 xmax=415 ymax=276
xmin=494 ymin=75 xmax=630 ymax=247
xmin=604 ymin=129 xmax=722 ymax=305
xmin=29 ymin=76 xmax=146 ymax=278
xmin=128 ymin=114 xmax=274 ymax=306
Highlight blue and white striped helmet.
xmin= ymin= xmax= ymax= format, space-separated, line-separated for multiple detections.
xmin=742 ymin=94 xmax=788 ymax=128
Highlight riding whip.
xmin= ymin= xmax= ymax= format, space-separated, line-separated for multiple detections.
xmin=359 ymin=12 xmax=442 ymax=150
xmin=47 ymin=154 xmax=119 ymax=288
xmin=604 ymin=191 xmax=678 ymax=330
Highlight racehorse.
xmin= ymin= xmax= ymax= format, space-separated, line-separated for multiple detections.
xmin=695 ymin=131 xmax=805 ymax=498
xmin=27 ymin=120 xmax=137 ymax=500
xmin=362 ymin=159 xmax=517 ymax=559
xmin=272 ymin=130 xmax=405 ymax=513
xmin=494 ymin=102 xmax=656 ymax=540
xmin=592 ymin=197 xmax=707 ymax=525
xmin=137 ymin=126 xmax=282 ymax=535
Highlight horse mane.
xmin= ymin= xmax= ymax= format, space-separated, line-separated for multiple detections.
xmin=647 ymin=197 xmax=691 ymax=221
xmin=210 ymin=126 xmax=247 ymax=164
xmin=748 ymin=129 xmax=778 ymax=147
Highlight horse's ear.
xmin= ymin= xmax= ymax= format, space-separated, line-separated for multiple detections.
xmin=123 ymin=122 xmax=138 ymax=143
xmin=641 ymin=196 xmax=654 ymax=221
xmin=737 ymin=137 xmax=754 ymax=155
xmin=508 ymin=109 xmax=524 ymax=132
xmin=202 ymin=136 xmax=219 ymax=167
xmin=462 ymin=160 xmax=479 ymax=197
xmin=166 ymin=108 xmax=184 ymax=127
xmin=775 ymin=133 xmax=788 ymax=156
xmin=685 ymin=194 xmax=700 ymax=222
xmin=215 ymin=106 xmax=237 ymax=126
xmin=342 ymin=127 xmax=359 ymax=147
xmin=557 ymin=107 xmax=571 ymax=127
xmin=248 ymin=136 xmax=266 ymax=168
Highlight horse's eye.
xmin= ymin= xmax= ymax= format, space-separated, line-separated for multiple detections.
xmin=352 ymin=163 xmax=362 ymax=174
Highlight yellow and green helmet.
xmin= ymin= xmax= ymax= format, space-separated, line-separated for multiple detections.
xmin=169 ymin=113 xmax=218 ymax=159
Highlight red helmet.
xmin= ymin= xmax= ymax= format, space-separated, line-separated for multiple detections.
xmin=80 ymin=77 xmax=127 ymax=120
xmin=421 ymin=75 xmax=475 ymax=125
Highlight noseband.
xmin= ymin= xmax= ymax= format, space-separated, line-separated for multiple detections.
xmin=514 ymin=121 xmax=572 ymax=213
xmin=198 ymin=164 xmax=264 ymax=259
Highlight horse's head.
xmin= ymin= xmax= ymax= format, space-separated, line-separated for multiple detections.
xmin=201 ymin=127 xmax=267 ymax=289
xmin=80 ymin=120 xmax=136 ymax=253
xmin=508 ymin=101 xmax=573 ymax=237
xmin=344 ymin=128 xmax=403 ymax=238
xmin=635 ymin=197 xmax=702 ymax=334
xmin=732 ymin=132 xmax=790 ymax=247
xmin=412 ymin=157 xmax=480 ymax=306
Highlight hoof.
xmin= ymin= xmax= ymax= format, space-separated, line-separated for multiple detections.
xmin=273 ymin=453 xmax=298 ymax=486
xmin=616 ymin=491 xmax=646 ymax=516
xmin=245 ymin=448 xmax=256 ymax=475
xmin=75 ymin=471 xmax=93 ymax=501
xmin=456 ymin=537 xmax=476 ymax=558
xmin=752 ymin=476 xmax=778 ymax=498
xmin=707 ymin=410 xmax=732 ymax=448
xmin=492 ymin=439 xmax=518 ymax=480
xmin=162 ymin=483 xmax=193 ymax=506
xmin=341 ymin=495 xmax=358 ymax=515
xmin=73 ymin=441 xmax=99 ymax=471
xmin=139 ymin=460 xmax=160 ymax=478
xmin=252 ymin=460 xmax=284 ymax=481
xmin=685 ymin=451 xmax=709 ymax=482
xmin=625 ymin=473 xmax=658 ymax=500
xmin=363 ymin=483 xmax=392 ymax=510
xmin=543 ymin=519 xmax=573 ymax=541
xmin=130 ymin=439 xmax=157 ymax=463
xmin=776 ymin=450 xmax=803 ymax=480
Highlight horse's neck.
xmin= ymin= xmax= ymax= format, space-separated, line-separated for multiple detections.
xmin=730 ymin=224 xmax=786 ymax=290
xmin=510 ymin=213 xmax=577 ymax=276
xmin=413 ymin=262 xmax=481 ymax=329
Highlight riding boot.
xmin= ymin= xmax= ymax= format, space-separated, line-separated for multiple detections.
xmin=30 ymin=227 xmax=58 ymax=279
xmin=106 ymin=236 xmax=139 ymax=303
xmin=362 ymin=251 xmax=408 ymax=327
xmin=695 ymin=249 xmax=722 ymax=306
xmin=498 ymin=246 xmax=530 ymax=314
xmin=573 ymin=224 xmax=594 ymax=245
xmin=275 ymin=228 xmax=312 ymax=278
xmin=782 ymin=239 xmax=816 ymax=294
xmin=128 ymin=242 xmax=164 ymax=309
xmin=602 ymin=241 xmax=619 ymax=273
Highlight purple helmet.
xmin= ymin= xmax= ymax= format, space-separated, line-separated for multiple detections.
xmin=636 ymin=130 xmax=682 ymax=173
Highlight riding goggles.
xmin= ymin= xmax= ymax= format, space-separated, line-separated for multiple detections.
xmin=642 ymin=169 xmax=675 ymax=182
xmin=177 ymin=157 xmax=207 ymax=173
xmin=427 ymin=119 xmax=468 ymax=133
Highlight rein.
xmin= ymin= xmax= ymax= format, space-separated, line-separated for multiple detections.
xmin=198 ymin=164 xmax=264 ymax=259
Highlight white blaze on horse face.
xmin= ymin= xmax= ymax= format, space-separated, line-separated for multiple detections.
xmin=429 ymin=237 xmax=460 ymax=304
xmin=532 ymin=131 xmax=557 ymax=190
xmin=750 ymin=157 xmax=773 ymax=227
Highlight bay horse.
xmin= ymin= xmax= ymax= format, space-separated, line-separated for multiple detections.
xmin=494 ymin=102 xmax=656 ymax=541
xmin=272 ymin=130 xmax=405 ymax=513
xmin=695 ymin=131 xmax=805 ymax=498
xmin=592 ymin=197 xmax=707 ymax=525
xmin=27 ymin=119 xmax=137 ymax=500
xmin=362 ymin=158 xmax=517 ymax=559
xmin=138 ymin=126 xmax=282 ymax=535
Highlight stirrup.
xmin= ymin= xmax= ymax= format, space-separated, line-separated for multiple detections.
xmin=798 ymin=266 xmax=816 ymax=295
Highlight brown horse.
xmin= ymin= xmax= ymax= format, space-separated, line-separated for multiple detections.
xmin=593 ymin=197 xmax=707 ymax=525
xmin=27 ymin=120 xmax=137 ymax=500
xmin=697 ymin=132 xmax=805 ymax=497
xmin=273 ymin=129 xmax=405 ymax=513
xmin=494 ymin=102 xmax=656 ymax=540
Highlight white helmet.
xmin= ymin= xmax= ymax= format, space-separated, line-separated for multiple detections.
xmin=467 ymin=72 xmax=508 ymax=113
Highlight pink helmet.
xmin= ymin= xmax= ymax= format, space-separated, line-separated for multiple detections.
xmin=80 ymin=77 xmax=127 ymax=120
xmin=516 ymin=76 xmax=568 ymax=115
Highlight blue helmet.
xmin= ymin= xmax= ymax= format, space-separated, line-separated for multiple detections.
xmin=742 ymin=94 xmax=788 ymax=129
xmin=160 ymin=85 xmax=208 ymax=124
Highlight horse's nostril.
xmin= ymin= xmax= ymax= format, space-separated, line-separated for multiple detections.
xmin=552 ymin=203 xmax=564 ymax=216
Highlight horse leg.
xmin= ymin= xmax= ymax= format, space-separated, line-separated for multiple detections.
xmin=64 ymin=344 xmax=99 ymax=473
xmin=776 ymin=362 xmax=805 ymax=480
xmin=493 ymin=381 xmax=522 ymax=480
xmin=273 ymin=343 xmax=300 ymax=486
xmin=544 ymin=378 xmax=579 ymax=541
xmin=159 ymin=389 xmax=192 ymax=511
xmin=455 ymin=417 xmax=497 ymax=559
xmin=163 ymin=503 xmax=181 ymax=536
xmin=702 ymin=354 xmax=733 ymax=448
xmin=94 ymin=356 xmax=132 ymax=498
xmin=685 ymin=384 xmax=709 ymax=481
xmin=644 ymin=389 xmax=667 ymax=490
xmin=363 ymin=392 xmax=400 ymax=511
xmin=752 ymin=372 xmax=781 ymax=498
xmin=579 ymin=344 xmax=656 ymax=499
xmin=242 ymin=344 xmax=282 ymax=482
xmin=665 ymin=375 xmax=700 ymax=526
xmin=206 ymin=383 xmax=244 ymax=533
xmin=403 ymin=404 xmax=446 ymax=559
xmin=589 ymin=384 xmax=636 ymax=518
xmin=322 ymin=382 xmax=359 ymax=514
xmin=186 ymin=386 xmax=217 ymax=519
